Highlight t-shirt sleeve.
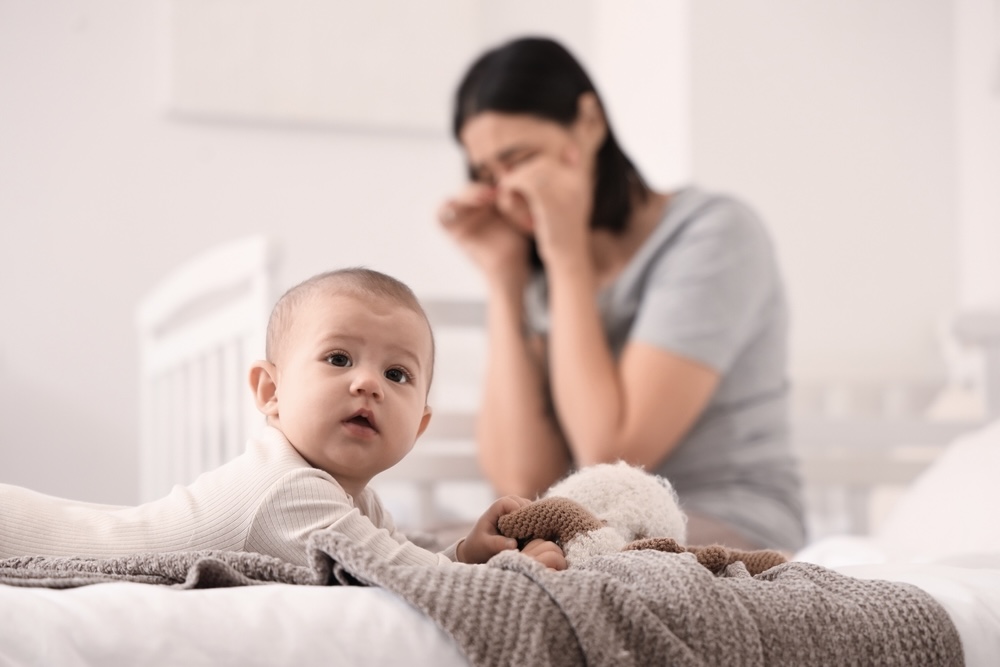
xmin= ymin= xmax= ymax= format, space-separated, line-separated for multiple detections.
xmin=245 ymin=468 xmax=454 ymax=567
xmin=630 ymin=198 xmax=779 ymax=373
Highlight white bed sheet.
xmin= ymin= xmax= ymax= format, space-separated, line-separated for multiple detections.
xmin=0 ymin=583 xmax=467 ymax=667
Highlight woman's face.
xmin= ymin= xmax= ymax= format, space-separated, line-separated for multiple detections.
xmin=459 ymin=110 xmax=598 ymax=233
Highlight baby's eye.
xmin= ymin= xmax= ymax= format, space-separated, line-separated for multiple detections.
xmin=326 ymin=353 xmax=351 ymax=367
xmin=384 ymin=367 xmax=411 ymax=384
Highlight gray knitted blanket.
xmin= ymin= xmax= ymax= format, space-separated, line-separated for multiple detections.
xmin=0 ymin=530 xmax=964 ymax=667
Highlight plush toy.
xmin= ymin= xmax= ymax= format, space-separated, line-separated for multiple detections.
xmin=497 ymin=461 xmax=787 ymax=576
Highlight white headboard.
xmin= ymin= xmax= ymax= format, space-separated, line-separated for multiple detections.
xmin=135 ymin=236 xmax=279 ymax=502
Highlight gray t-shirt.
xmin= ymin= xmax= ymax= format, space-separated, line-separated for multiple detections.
xmin=525 ymin=187 xmax=806 ymax=551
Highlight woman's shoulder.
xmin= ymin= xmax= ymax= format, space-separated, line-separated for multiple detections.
xmin=663 ymin=186 xmax=770 ymax=242
xmin=628 ymin=187 xmax=776 ymax=277
xmin=619 ymin=187 xmax=786 ymax=308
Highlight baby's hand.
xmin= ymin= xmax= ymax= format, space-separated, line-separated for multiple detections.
xmin=457 ymin=495 xmax=532 ymax=564
xmin=521 ymin=538 xmax=567 ymax=571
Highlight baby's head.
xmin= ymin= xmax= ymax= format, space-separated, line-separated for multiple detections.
xmin=264 ymin=268 xmax=435 ymax=380
xmin=249 ymin=268 xmax=435 ymax=494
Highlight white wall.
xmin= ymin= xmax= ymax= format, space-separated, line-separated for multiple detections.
xmin=0 ymin=1 xmax=473 ymax=502
xmin=0 ymin=0 xmax=685 ymax=503
xmin=690 ymin=0 xmax=958 ymax=384
xmin=956 ymin=0 xmax=1000 ymax=308
xmin=0 ymin=0 xmax=985 ymax=505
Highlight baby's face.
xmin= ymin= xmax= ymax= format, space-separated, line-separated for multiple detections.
xmin=269 ymin=290 xmax=433 ymax=490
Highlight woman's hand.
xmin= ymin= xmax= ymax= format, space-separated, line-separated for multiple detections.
xmin=438 ymin=183 xmax=531 ymax=288
xmin=456 ymin=495 xmax=532 ymax=564
xmin=497 ymin=145 xmax=593 ymax=267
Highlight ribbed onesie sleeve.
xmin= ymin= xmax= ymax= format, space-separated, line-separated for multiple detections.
xmin=245 ymin=467 xmax=456 ymax=567
xmin=0 ymin=427 xmax=458 ymax=567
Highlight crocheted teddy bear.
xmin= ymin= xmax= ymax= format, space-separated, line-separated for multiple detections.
xmin=497 ymin=461 xmax=787 ymax=576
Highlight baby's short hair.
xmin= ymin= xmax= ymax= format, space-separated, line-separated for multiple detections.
xmin=265 ymin=267 xmax=435 ymax=386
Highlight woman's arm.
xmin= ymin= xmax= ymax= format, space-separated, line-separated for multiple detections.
xmin=544 ymin=257 xmax=720 ymax=468
xmin=437 ymin=184 xmax=573 ymax=497
xmin=497 ymin=151 xmax=724 ymax=471
xmin=476 ymin=279 xmax=572 ymax=497
xmin=477 ymin=262 xmax=713 ymax=490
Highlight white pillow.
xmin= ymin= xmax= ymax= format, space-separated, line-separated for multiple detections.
xmin=875 ymin=419 xmax=1000 ymax=561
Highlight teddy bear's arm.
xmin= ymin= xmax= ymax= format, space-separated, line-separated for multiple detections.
xmin=624 ymin=538 xmax=787 ymax=576
xmin=622 ymin=537 xmax=686 ymax=554
xmin=497 ymin=497 xmax=604 ymax=547
xmin=719 ymin=548 xmax=788 ymax=576
xmin=685 ymin=545 xmax=787 ymax=575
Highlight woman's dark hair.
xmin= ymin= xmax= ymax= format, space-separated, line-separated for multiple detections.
xmin=453 ymin=37 xmax=651 ymax=255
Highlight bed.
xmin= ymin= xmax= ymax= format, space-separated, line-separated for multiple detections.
xmin=2 ymin=236 xmax=999 ymax=665
xmin=1 ymin=540 xmax=997 ymax=666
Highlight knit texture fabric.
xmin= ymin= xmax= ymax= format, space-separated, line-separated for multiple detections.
xmin=0 ymin=529 xmax=964 ymax=667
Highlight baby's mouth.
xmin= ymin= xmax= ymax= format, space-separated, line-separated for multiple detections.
xmin=344 ymin=409 xmax=378 ymax=433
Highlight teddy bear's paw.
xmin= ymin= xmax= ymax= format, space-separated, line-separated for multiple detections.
xmin=689 ymin=545 xmax=730 ymax=574
xmin=622 ymin=537 xmax=685 ymax=554
xmin=733 ymin=549 xmax=788 ymax=576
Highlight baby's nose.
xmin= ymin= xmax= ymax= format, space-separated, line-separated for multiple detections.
xmin=349 ymin=368 xmax=384 ymax=398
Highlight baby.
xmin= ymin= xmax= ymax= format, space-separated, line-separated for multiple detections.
xmin=0 ymin=268 xmax=565 ymax=570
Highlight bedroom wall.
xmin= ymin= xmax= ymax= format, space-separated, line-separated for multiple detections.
xmin=690 ymin=0 xmax=958 ymax=385
xmin=955 ymin=0 xmax=1000 ymax=309
xmin=0 ymin=0 xmax=977 ymax=504
xmin=0 ymin=1 xmax=467 ymax=502
xmin=0 ymin=0 xmax=685 ymax=503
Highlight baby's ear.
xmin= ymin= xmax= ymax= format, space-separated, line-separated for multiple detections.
xmin=415 ymin=405 xmax=433 ymax=439
xmin=248 ymin=360 xmax=279 ymax=417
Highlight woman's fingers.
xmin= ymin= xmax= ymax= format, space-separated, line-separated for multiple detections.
xmin=496 ymin=152 xmax=570 ymax=222
xmin=496 ymin=146 xmax=592 ymax=261
xmin=561 ymin=142 xmax=580 ymax=166
xmin=438 ymin=199 xmax=476 ymax=227
xmin=498 ymin=156 xmax=547 ymax=200
xmin=439 ymin=184 xmax=497 ymax=225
